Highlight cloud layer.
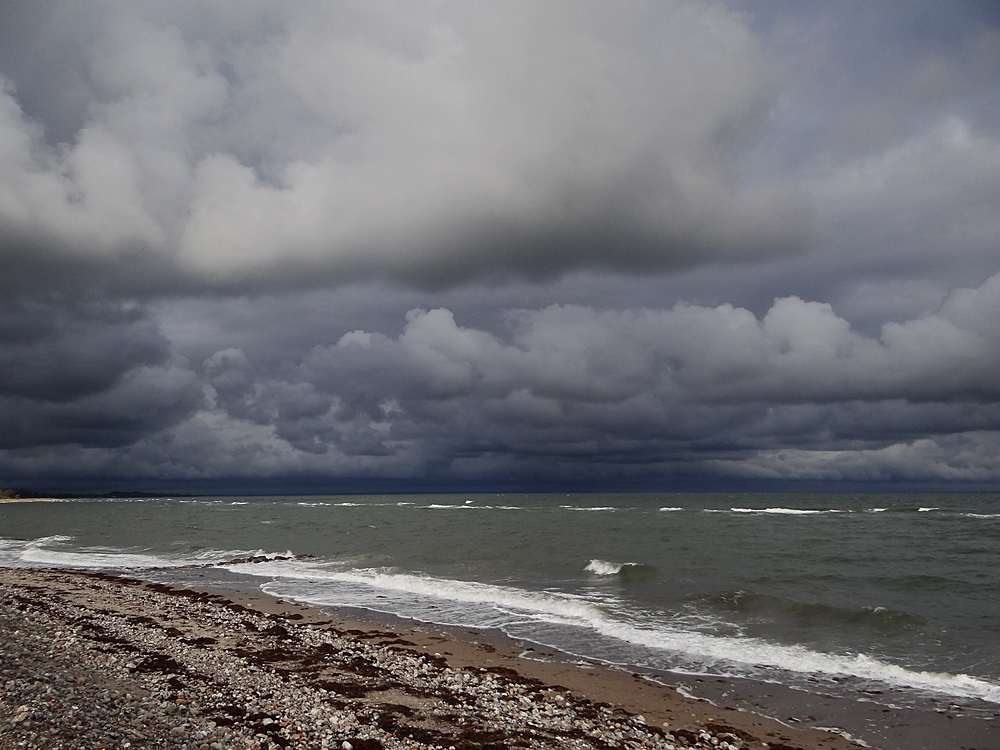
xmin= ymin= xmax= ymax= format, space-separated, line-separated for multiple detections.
xmin=1 ymin=2 xmax=1000 ymax=489
xmin=0 ymin=0 xmax=808 ymax=294
xmin=4 ymin=271 xmax=1000 ymax=484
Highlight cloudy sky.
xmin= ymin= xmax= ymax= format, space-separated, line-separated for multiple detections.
xmin=2 ymin=0 xmax=1000 ymax=493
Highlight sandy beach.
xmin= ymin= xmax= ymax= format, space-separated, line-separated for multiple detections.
xmin=0 ymin=567 xmax=869 ymax=750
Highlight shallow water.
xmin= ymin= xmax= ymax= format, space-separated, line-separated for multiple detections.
xmin=3 ymin=491 xmax=1000 ymax=719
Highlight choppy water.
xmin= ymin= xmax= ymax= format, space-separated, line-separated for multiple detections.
xmin=3 ymin=492 xmax=1000 ymax=717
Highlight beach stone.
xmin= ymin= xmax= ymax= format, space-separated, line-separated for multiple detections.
xmin=0 ymin=568 xmax=806 ymax=750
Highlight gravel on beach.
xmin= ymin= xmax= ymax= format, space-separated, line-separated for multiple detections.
xmin=0 ymin=568 xmax=842 ymax=750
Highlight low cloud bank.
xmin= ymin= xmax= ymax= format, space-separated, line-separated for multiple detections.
xmin=3 ymin=273 xmax=1000 ymax=484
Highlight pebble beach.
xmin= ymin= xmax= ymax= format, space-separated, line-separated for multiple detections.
xmin=0 ymin=568 xmax=864 ymax=750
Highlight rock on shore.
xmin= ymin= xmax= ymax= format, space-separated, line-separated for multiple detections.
xmin=0 ymin=569 xmax=794 ymax=750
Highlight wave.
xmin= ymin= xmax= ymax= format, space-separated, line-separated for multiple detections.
xmin=423 ymin=503 xmax=492 ymax=510
xmin=320 ymin=501 xmax=411 ymax=507
xmin=5 ymin=534 xmax=999 ymax=706
xmin=236 ymin=559 xmax=1000 ymax=705
xmin=585 ymin=559 xmax=654 ymax=577
xmin=729 ymin=508 xmax=844 ymax=515
xmin=709 ymin=590 xmax=929 ymax=635
xmin=0 ymin=534 xmax=276 ymax=571
xmin=560 ymin=506 xmax=617 ymax=511
xmin=918 ymin=507 xmax=938 ymax=512
xmin=659 ymin=507 xmax=683 ymax=512
xmin=962 ymin=513 xmax=1000 ymax=519
xmin=412 ymin=502 xmax=521 ymax=510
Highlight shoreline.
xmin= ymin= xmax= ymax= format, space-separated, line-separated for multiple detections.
xmin=1 ymin=567 xmax=867 ymax=750
xmin=0 ymin=497 xmax=66 ymax=503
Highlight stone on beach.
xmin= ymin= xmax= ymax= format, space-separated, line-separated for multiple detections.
xmin=0 ymin=568 xmax=858 ymax=750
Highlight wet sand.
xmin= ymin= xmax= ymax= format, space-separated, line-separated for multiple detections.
xmin=2 ymin=568 xmax=997 ymax=749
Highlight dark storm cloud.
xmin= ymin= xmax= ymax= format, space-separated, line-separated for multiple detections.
xmin=1 ymin=1 xmax=1000 ymax=487
xmin=0 ymin=297 xmax=202 ymax=449
xmin=0 ymin=297 xmax=168 ymax=401
xmin=8 ymin=275 xmax=996 ymax=484
xmin=0 ymin=0 xmax=807 ymax=295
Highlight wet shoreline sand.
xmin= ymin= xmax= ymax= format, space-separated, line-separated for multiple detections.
xmin=1 ymin=568 xmax=996 ymax=749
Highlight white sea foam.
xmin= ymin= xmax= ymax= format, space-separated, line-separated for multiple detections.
xmin=659 ymin=507 xmax=683 ymax=512
xmin=19 ymin=543 xmax=218 ymax=570
xmin=297 ymin=502 xmax=331 ymax=506
xmin=962 ymin=513 xmax=1000 ymax=519
xmin=560 ymin=506 xmax=617 ymax=511
xmin=0 ymin=535 xmax=277 ymax=571
xmin=236 ymin=561 xmax=607 ymax=625
xmin=730 ymin=508 xmax=842 ymax=515
xmin=814 ymin=729 xmax=870 ymax=748
xmin=237 ymin=558 xmax=1000 ymax=706
xmin=866 ymin=508 xmax=888 ymax=513
xmin=673 ymin=684 xmax=712 ymax=703
xmin=585 ymin=559 xmax=644 ymax=576
xmin=421 ymin=502 xmax=494 ymax=510
xmin=918 ymin=507 xmax=938 ymax=512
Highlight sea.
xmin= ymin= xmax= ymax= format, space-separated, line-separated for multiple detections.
xmin=2 ymin=492 xmax=999 ymax=747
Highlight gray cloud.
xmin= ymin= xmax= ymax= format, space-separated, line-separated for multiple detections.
xmin=0 ymin=362 xmax=202 ymax=450
xmin=0 ymin=297 xmax=202 ymax=450
xmin=0 ymin=297 xmax=168 ymax=401
xmin=6 ymin=273 xmax=1000 ymax=483
xmin=0 ymin=0 xmax=807 ymax=294
xmin=1 ymin=2 xmax=1000 ymax=489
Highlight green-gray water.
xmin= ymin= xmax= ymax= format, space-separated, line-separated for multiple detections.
xmin=3 ymin=492 xmax=1000 ymax=723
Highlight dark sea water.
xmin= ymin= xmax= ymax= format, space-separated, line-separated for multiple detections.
xmin=3 ymin=492 xmax=1000 ymax=745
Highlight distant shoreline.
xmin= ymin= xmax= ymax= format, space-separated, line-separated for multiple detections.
xmin=0 ymin=496 xmax=66 ymax=503
xmin=0 ymin=491 xmax=196 ymax=501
